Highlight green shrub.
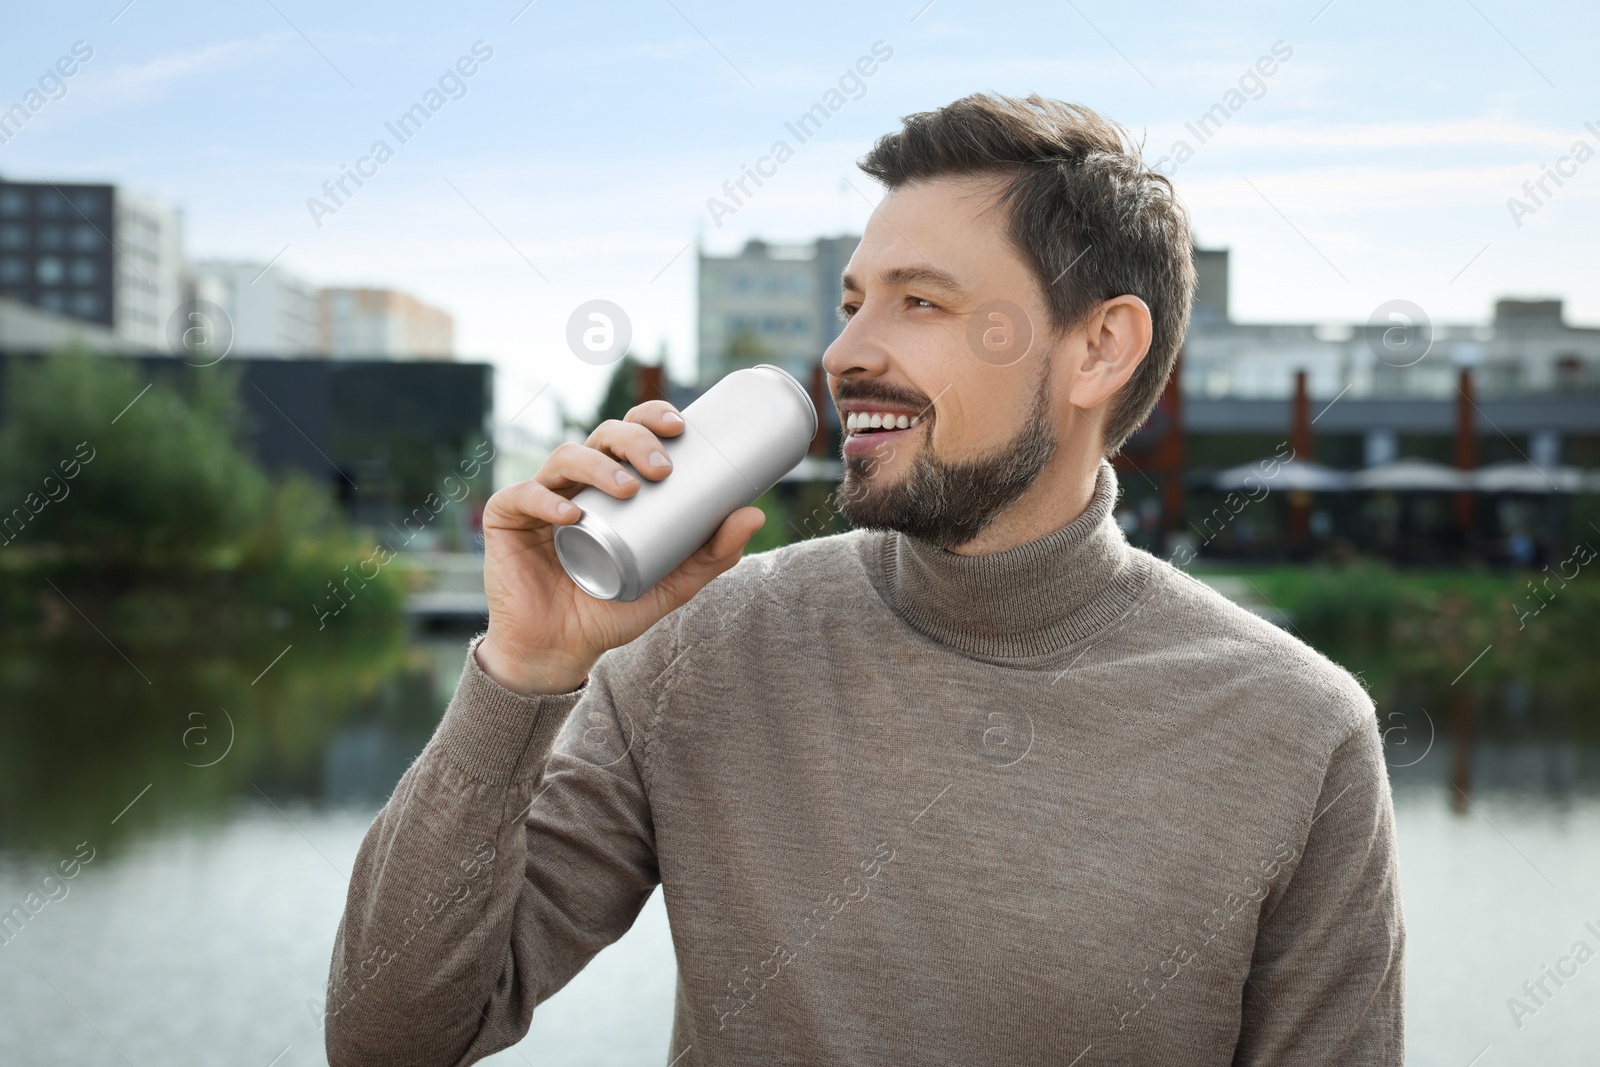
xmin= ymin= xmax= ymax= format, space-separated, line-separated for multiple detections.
xmin=0 ymin=349 xmax=404 ymax=636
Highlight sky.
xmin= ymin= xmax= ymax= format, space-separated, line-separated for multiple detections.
xmin=3 ymin=0 xmax=1598 ymax=436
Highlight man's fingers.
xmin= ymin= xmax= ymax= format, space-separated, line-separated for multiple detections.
xmin=586 ymin=419 xmax=675 ymax=482
xmin=540 ymin=440 xmax=644 ymax=499
xmin=624 ymin=399 xmax=687 ymax=436
xmin=483 ymin=477 xmax=582 ymax=531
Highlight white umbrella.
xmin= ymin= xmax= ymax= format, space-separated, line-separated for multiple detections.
xmin=1212 ymin=458 xmax=1351 ymax=492
xmin=1473 ymin=461 xmax=1586 ymax=494
xmin=1350 ymin=458 xmax=1470 ymax=492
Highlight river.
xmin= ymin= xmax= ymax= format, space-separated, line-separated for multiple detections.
xmin=1 ymin=631 xmax=1596 ymax=1065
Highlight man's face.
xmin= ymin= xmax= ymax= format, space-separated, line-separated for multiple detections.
xmin=823 ymin=175 xmax=1066 ymax=549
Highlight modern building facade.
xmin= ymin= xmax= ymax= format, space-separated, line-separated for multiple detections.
xmin=0 ymin=181 xmax=116 ymax=331
xmin=1181 ymin=249 xmax=1600 ymax=407
xmin=190 ymin=259 xmax=320 ymax=357
xmin=0 ymin=178 xmax=185 ymax=352
xmin=3 ymin=177 xmax=456 ymax=362
xmin=115 ymin=189 xmax=185 ymax=351
xmin=696 ymin=234 xmax=858 ymax=383
xmin=1178 ymin=249 xmax=1600 ymax=467
xmin=1113 ymin=249 xmax=1600 ymax=564
xmin=319 ymin=287 xmax=454 ymax=360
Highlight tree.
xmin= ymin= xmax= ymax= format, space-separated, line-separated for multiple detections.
xmin=0 ymin=349 xmax=269 ymax=566
xmin=591 ymin=352 xmax=643 ymax=431
xmin=0 ymin=349 xmax=399 ymax=628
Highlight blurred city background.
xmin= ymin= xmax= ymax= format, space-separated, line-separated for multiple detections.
xmin=2 ymin=2 xmax=1599 ymax=1065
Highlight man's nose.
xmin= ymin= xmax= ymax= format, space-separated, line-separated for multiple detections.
xmin=823 ymin=314 xmax=889 ymax=381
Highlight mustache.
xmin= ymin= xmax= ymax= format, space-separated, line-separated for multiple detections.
xmin=832 ymin=381 xmax=933 ymax=412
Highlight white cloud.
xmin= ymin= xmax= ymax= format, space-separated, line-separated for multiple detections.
xmin=73 ymin=34 xmax=291 ymax=107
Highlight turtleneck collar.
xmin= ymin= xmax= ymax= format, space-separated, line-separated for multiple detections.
xmin=864 ymin=458 xmax=1152 ymax=663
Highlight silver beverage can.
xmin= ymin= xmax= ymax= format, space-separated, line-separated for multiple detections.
xmin=553 ymin=363 xmax=818 ymax=601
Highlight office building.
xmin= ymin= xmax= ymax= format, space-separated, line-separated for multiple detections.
xmin=190 ymin=259 xmax=320 ymax=356
xmin=1181 ymin=248 xmax=1600 ymax=404
xmin=319 ymin=287 xmax=454 ymax=360
xmin=115 ymin=189 xmax=185 ymax=350
xmin=0 ymin=178 xmax=184 ymax=352
xmin=696 ymin=235 xmax=858 ymax=383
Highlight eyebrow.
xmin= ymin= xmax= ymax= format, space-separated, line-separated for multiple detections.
xmin=839 ymin=264 xmax=970 ymax=300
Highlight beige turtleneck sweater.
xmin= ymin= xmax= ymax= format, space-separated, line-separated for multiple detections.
xmin=325 ymin=458 xmax=1404 ymax=1065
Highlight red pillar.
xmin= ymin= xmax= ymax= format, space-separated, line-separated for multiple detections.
xmin=809 ymin=362 xmax=831 ymax=456
xmin=1288 ymin=369 xmax=1311 ymax=549
xmin=635 ymin=362 xmax=666 ymax=405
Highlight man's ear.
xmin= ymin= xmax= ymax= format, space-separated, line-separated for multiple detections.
xmin=1066 ymin=295 xmax=1154 ymax=411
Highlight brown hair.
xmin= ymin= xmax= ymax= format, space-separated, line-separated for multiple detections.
xmin=857 ymin=92 xmax=1195 ymax=457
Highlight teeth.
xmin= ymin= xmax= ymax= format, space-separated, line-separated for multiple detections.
xmin=845 ymin=411 xmax=922 ymax=435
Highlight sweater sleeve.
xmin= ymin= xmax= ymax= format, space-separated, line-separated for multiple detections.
xmin=1233 ymin=712 xmax=1406 ymax=1065
xmin=323 ymin=621 xmax=674 ymax=1067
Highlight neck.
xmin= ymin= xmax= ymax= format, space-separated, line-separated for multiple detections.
xmin=947 ymin=448 xmax=1102 ymax=555
xmin=865 ymin=458 xmax=1151 ymax=662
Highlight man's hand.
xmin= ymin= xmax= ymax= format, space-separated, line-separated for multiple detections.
xmin=475 ymin=399 xmax=766 ymax=695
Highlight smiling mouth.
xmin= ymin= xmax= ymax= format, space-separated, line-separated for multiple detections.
xmin=843 ymin=410 xmax=923 ymax=437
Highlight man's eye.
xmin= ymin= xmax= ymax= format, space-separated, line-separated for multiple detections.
xmin=838 ymin=297 xmax=934 ymax=319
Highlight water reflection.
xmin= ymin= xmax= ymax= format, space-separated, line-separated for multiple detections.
xmin=0 ymin=627 xmax=679 ymax=1067
xmin=1374 ymin=675 xmax=1600 ymax=807
xmin=0 ymin=626 xmax=417 ymax=856
xmin=2 ymin=631 xmax=1600 ymax=1065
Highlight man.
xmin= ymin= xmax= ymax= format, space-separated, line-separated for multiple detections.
xmin=326 ymin=92 xmax=1403 ymax=1065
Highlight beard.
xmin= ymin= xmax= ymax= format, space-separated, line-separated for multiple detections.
xmin=837 ymin=361 xmax=1059 ymax=550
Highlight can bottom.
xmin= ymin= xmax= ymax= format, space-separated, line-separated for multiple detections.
xmin=553 ymin=523 xmax=627 ymax=600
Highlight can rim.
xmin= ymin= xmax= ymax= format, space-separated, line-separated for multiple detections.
xmin=750 ymin=363 xmax=819 ymax=439
xmin=553 ymin=508 xmax=642 ymax=602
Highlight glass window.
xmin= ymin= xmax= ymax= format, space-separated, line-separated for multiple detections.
xmin=71 ymin=292 xmax=102 ymax=317
xmin=37 ymin=190 xmax=68 ymax=216
xmin=0 ymin=189 xmax=26 ymax=216
xmin=792 ymin=316 xmax=807 ymax=333
xmin=69 ymin=190 xmax=104 ymax=216
xmin=0 ymin=256 xmax=26 ymax=283
xmin=37 ymin=226 xmax=64 ymax=250
xmin=0 ymin=224 xmax=26 ymax=250
xmin=40 ymin=291 xmax=68 ymax=312
xmin=761 ymin=316 xmax=777 ymax=333
xmin=732 ymin=274 xmax=750 ymax=293
xmin=70 ymin=259 xmax=97 ymax=285
xmin=36 ymin=256 xmax=64 ymax=285
xmin=70 ymin=224 xmax=100 ymax=251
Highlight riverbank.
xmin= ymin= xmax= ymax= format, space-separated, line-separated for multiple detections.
xmin=1193 ymin=559 xmax=1600 ymax=701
